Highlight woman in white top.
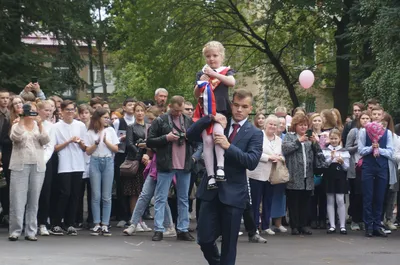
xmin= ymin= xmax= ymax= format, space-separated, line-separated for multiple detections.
xmin=8 ymin=103 xmax=50 ymax=241
xmin=247 ymin=115 xmax=284 ymax=235
xmin=85 ymin=108 xmax=119 ymax=236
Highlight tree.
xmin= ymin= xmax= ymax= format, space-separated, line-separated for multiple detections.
xmin=109 ymin=0 xmax=334 ymax=107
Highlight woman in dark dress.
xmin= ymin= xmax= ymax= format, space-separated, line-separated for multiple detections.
xmin=124 ymin=102 xmax=149 ymax=221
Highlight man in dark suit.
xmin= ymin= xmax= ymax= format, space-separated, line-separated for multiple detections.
xmin=187 ymin=89 xmax=263 ymax=265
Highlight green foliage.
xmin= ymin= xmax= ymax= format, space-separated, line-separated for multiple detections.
xmin=359 ymin=1 xmax=400 ymax=114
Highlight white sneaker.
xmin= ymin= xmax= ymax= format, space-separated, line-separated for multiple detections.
xmin=163 ymin=227 xmax=177 ymax=238
xmin=238 ymin=231 xmax=243 ymax=236
xmin=39 ymin=225 xmax=50 ymax=236
xmin=350 ymin=222 xmax=360 ymax=231
xmin=386 ymin=221 xmax=397 ymax=230
xmin=123 ymin=224 xmax=136 ymax=235
xmin=264 ymin=228 xmax=275 ymax=235
xmin=277 ymin=226 xmax=287 ymax=233
xmin=139 ymin=221 xmax=152 ymax=232
xmin=116 ymin=220 xmax=127 ymax=228
xmin=135 ymin=222 xmax=145 ymax=232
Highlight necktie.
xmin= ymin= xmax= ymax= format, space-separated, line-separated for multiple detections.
xmin=228 ymin=124 xmax=240 ymax=143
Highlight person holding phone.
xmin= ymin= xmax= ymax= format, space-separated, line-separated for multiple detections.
xmin=8 ymin=103 xmax=50 ymax=241
xmin=20 ymin=80 xmax=46 ymax=101
xmin=282 ymin=113 xmax=327 ymax=236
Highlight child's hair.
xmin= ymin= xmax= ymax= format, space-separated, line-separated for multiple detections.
xmin=331 ymin=108 xmax=343 ymax=131
xmin=78 ymin=103 xmax=93 ymax=115
xmin=329 ymin=128 xmax=341 ymax=139
xmin=202 ymin=41 xmax=225 ymax=59
xmin=371 ymin=105 xmax=384 ymax=112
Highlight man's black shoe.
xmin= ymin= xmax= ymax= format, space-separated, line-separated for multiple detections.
xmin=143 ymin=214 xmax=154 ymax=220
xmin=291 ymin=228 xmax=300 ymax=235
xmin=299 ymin=227 xmax=312 ymax=235
xmin=373 ymin=229 xmax=387 ymax=237
xmin=365 ymin=230 xmax=373 ymax=237
xmin=177 ymin=231 xmax=195 ymax=241
xmin=152 ymin=231 xmax=163 ymax=241
xmin=310 ymin=221 xmax=318 ymax=229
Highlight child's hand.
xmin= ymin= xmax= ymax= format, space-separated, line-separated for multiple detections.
xmin=203 ymin=66 xmax=217 ymax=78
xmin=199 ymin=74 xmax=210 ymax=82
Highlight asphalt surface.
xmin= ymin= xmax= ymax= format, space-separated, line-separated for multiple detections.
xmin=0 ymin=224 xmax=399 ymax=265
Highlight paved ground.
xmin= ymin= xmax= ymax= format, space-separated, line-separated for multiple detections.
xmin=0 ymin=224 xmax=399 ymax=265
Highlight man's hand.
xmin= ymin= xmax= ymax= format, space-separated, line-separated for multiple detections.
xmin=119 ymin=135 xmax=126 ymax=142
xmin=142 ymin=154 xmax=150 ymax=165
xmin=166 ymin=132 xmax=179 ymax=142
xmin=138 ymin=142 xmax=147 ymax=149
xmin=214 ymin=133 xmax=230 ymax=150
xmin=212 ymin=113 xmax=227 ymax=129
xmin=24 ymin=83 xmax=33 ymax=93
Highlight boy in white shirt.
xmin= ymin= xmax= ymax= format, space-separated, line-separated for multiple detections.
xmin=50 ymin=100 xmax=87 ymax=236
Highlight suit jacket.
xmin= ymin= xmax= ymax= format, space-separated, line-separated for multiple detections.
xmin=187 ymin=116 xmax=263 ymax=209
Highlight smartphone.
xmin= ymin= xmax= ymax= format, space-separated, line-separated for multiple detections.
xmin=306 ymin=129 xmax=313 ymax=138
xmin=31 ymin=77 xmax=38 ymax=83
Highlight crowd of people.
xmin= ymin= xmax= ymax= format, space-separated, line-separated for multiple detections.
xmin=0 ymin=40 xmax=399 ymax=265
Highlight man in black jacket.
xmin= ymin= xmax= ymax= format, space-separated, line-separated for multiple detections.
xmin=147 ymin=95 xmax=195 ymax=242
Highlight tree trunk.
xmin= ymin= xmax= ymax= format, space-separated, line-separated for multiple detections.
xmin=87 ymin=38 xmax=95 ymax=98
xmin=333 ymin=0 xmax=353 ymax=121
xmin=96 ymin=39 xmax=108 ymax=99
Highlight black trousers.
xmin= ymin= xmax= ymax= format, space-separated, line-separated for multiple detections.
xmin=348 ymin=178 xmax=363 ymax=223
xmin=52 ymin=171 xmax=83 ymax=227
xmin=113 ymin=153 xmax=130 ymax=221
xmin=197 ymin=196 xmax=244 ymax=265
xmin=243 ymin=202 xmax=257 ymax=237
xmin=38 ymin=156 xmax=54 ymax=225
xmin=309 ymin=184 xmax=327 ymax=224
xmin=0 ymin=153 xmax=11 ymax=217
xmin=76 ymin=178 xmax=92 ymax=224
xmin=287 ymin=189 xmax=312 ymax=229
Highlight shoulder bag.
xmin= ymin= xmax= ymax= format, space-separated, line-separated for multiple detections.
xmin=269 ymin=160 xmax=289 ymax=185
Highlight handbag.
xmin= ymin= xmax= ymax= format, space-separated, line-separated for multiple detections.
xmin=269 ymin=160 xmax=289 ymax=185
xmin=120 ymin=159 xmax=139 ymax=178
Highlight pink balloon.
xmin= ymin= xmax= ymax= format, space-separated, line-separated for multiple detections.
xmin=299 ymin=70 xmax=315 ymax=89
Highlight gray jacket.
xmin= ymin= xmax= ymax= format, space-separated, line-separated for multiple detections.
xmin=282 ymin=133 xmax=326 ymax=191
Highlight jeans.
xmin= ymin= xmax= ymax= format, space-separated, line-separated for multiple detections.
xmin=154 ymin=170 xmax=190 ymax=232
xmin=9 ymin=164 xmax=45 ymax=237
xmin=90 ymin=156 xmax=114 ymax=225
xmin=130 ymin=176 xmax=172 ymax=227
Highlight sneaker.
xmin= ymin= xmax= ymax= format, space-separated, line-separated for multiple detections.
xmin=249 ymin=234 xmax=267 ymax=243
xmin=102 ymin=225 xmax=112 ymax=236
xmin=163 ymin=227 xmax=177 ymax=238
xmin=177 ymin=231 xmax=195 ymax=241
xmin=75 ymin=223 xmax=83 ymax=231
xmin=67 ymin=226 xmax=78 ymax=236
xmin=385 ymin=221 xmax=397 ymax=230
xmin=238 ymin=231 xmax=243 ymax=236
xmin=351 ymin=222 xmax=360 ymax=231
xmin=139 ymin=221 xmax=152 ymax=232
xmin=264 ymin=228 xmax=275 ymax=235
xmin=152 ymin=231 xmax=163 ymax=241
xmin=91 ymin=225 xmax=102 ymax=236
xmin=277 ymin=226 xmax=287 ymax=233
xmin=49 ymin=226 xmax=64 ymax=236
xmin=39 ymin=225 xmax=50 ymax=236
xmin=136 ymin=222 xmax=145 ymax=232
xmin=116 ymin=220 xmax=127 ymax=228
xmin=123 ymin=224 xmax=137 ymax=236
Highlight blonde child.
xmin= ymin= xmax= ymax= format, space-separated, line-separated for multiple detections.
xmin=193 ymin=41 xmax=235 ymax=189
xmin=322 ymin=129 xmax=350 ymax=234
